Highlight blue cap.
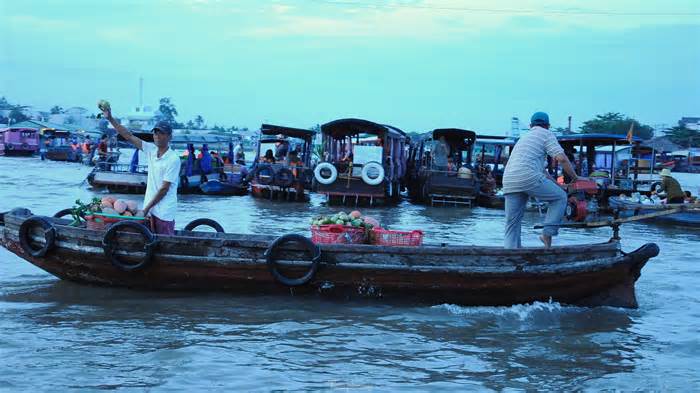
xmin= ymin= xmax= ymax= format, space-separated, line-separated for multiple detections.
xmin=152 ymin=121 xmax=173 ymax=134
xmin=530 ymin=112 xmax=550 ymax=126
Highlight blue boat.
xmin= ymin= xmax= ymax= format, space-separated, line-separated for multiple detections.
xmin=608 ymin=196 xmax=700 ymax=226
xmin=200 ymin=165 xmax=249 ymax=196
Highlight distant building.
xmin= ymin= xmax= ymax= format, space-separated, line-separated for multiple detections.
xmin=679 ymin=117 xmax=700 ymax=131
xmin=126 ymin=105 xmax=158 ymax=131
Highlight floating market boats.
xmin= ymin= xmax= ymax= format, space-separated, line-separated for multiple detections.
xmin=314 ymin=118 xmax=408 ymax=206
xmin=608 ymin=197 xmax=700 ymax=226
xmin=0 ymin=127 xmax=39 ymax=156
xmin=0 ymin=207 xmax=658 ymax=308
xmin=249 ymin=124 xmax=316 ymax=202
xmin=406 ymin=128 xmax=479 ymax=206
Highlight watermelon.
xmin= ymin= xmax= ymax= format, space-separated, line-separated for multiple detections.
xmin=113 ymin=199 xmax=127 ymax=214
xmin=125 ymin=200 xmax=138 ymax=213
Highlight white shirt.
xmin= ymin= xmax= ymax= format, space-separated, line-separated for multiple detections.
xmin=502 ymin=126 xmax=564 ymax=194
xmin=142 ymin=142 xmax=181 ymax=221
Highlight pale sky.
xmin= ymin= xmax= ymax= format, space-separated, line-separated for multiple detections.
xmin=1 ymin=0 xmax=699 ymax=134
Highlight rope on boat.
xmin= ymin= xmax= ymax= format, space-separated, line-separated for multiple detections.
xmin=19 ymin=216 xmax=56 ymax=258
xmin=264 ymin=234 xmax=321 ymax=287
xmin=102 ymin=221 xmax=157 ymax=272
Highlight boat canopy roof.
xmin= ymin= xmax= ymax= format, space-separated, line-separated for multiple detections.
xmin=321 ymin=118 xmax=405 ymax=139
xmin=475 ymin=134 xmax=517 ymax=146
xmin=421 ymin=128 xmax=476 ymax=148
xmin=260 ymin=124 xmax=316 ymax=141
xmin=117 ymin=132 xmax=233 ymax=145
xmin=557 ymin=133 xmax=644 ymax=145
xmin=0 ymin=127 xmax=37 ymax=133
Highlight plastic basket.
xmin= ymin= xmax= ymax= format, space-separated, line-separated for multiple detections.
xmin=85 ymin=213 xmax=147 ymax=231
xmin=310 ymin=224 xmax=367 ymax=245
xmin=370 ymin=228 xmax=423 ymax=247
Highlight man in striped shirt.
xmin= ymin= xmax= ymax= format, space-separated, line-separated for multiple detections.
xmin=502 ymin=112 xmax=582 ymax=248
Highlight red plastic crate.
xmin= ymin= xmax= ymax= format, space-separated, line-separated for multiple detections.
xmin=310 ymin=224 xmax=367 ymax=244
xmin=370 ymin=228 xmax=423 ymax=247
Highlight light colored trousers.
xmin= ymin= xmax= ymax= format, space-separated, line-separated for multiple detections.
xmin=504 ymin=179 xmax=567 ymax=249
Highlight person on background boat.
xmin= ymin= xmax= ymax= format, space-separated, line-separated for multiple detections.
xmin=274 ymin=135 xmax=288 ymax=161
xmin=101 ymin=105 xmax=181 ymax=235
xmin=684 ymin=191 xmax=696 ymax=203
xmin=81 ymin=136 xmax=92 ymax=156
xmin=502 ymin=112 xmax=583 ymax=249
xmin=97 ymin=134 xmax=109 ymax=165
xmin=40 ymin=138 xmax=51 ymax=161
xmin=653 ymin=168 xmax=685 ymax=204
xmin=432 ymin=136 xmax=449 ymax=171
xmin=263 ymin=149 xmax=276 ymax=164
xmin=233 ymin=142 xmax=245 ymax=164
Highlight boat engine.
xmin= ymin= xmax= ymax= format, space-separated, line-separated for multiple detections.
xmin=566 ymin=196 xmax=588 ymax=222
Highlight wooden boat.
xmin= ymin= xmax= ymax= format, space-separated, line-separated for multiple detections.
xmin=200 ymin=165 xmax=249 ymax=196
xmin=40 ymin=129 xmax=83 ymax=162
xmin=314 ymin=118 xmax=408 ymax=206
xmin=0 ymin=128 xmax=39 ymax=156
xmin=608 ymin=197 xmax=700 ymax=226
xmin=87 ymin=133 xmax=232 ymax=194
xmin=0 ymin=208 xmax=659 ymax=308
xmin=473 ymin=135 xmax=516 ymax=209
xmin=249 ymin=124 xmax=316 ymax=202
xmin=406 ymin=129 xmax=479 ymax=207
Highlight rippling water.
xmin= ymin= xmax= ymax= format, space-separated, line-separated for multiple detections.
xmin=1 ymin=156 xmax=699 ymax=390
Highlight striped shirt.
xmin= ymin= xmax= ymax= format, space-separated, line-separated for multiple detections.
xmin=502 ymin=126 xmax=564 ymax=193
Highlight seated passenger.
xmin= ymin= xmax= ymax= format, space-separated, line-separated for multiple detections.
xmin=263 ymin=149 xmax=276 ymax=164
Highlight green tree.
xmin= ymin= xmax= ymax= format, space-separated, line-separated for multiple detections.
xmin=9 ymin=106 xmax=29 ymax=124
xmin=157 ymin=97 xmax=178 ymax=124
xmin=194 ymin=115 xmax=204 ymax=129
xmin=185 ymin=120 xmax=195 ymax=129
xmin=50 ymin=105 xmax=64 ymax=114
xmin=579 ymin=112 xmax=654 ymax=139
xmin=0 ymin=96 xmax=11 ymax=109
xmin=664 ymin=126 xmax=700 ymax=148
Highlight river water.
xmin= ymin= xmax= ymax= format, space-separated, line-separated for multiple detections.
xmin=0 ymin=155 xmax=698 ymax=391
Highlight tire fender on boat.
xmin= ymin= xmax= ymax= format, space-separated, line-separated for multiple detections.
xmin=275 ymin=167 xmax=294 ymax=188
xmin=53 ymin=208 xmax=76 ymax=219
xmin=102 ymin=221 xmax=157 ymax=272
xmin=19 ymin=216 xmax=56 ymax=258
xmin=254 ymin=164 xmax=275 ymax=185
xmin=314 ymin=162 xmax=337 ymax=185
xmin=183 ymin=218 xmax=225 ymax=233
xmin=264 ymin=234 xmax=321 ymax=287
xmin=361 ymin=162 xmax=384 ymax=186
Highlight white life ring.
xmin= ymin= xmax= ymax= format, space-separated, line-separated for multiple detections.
xmin=361 ymin=161 xmax=384 ymax=186
xmin=314 ymin=162 xmax=337 ymax=185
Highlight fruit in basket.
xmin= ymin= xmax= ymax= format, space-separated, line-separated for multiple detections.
xmin=113 ymin=200 xmax=127 ymax=214
xmin=101 ymin=196 xmax=116 ymax=205
xmin=122 ymin=211 xmax=133 ymax=217
xmin=100 ymin=201 xmax=113 ymax=209
xmin=350 ymin=210 xmax=362 ymax=219
xmin=351 ymin=219 xmax=362 ymax=227
xmin=363 ymin=216 xmax=380 ymax=229
xmin=125 ymin=200 xmax=138 ymax=213
xmin=101 ymin=207 xmax=118 ymax=215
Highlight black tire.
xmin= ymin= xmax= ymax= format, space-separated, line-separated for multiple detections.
xmin=264 ymin=234 xmax=321 ymax=287
xmin=650 ymin=181 xmax=662 ymax=193
xmin=565 ymin=200 xmax=578 ymax=220
xmin=19 ymin=216 xmax=56 ymax=258
xmin=102 ymin=221 xmax=157 ymax=272
xmin=183 ymin=218 xmax=225 ymax=233
xmin=254 ymin=164 xmax=275 ymax=185
xmin=275 ymin=167 xmax=294 ymax=188
xmin=53 ymin=208 xmax=79 ymax=219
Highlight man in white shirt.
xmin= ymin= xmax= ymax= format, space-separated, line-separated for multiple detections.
xmin=102 ymin=106 xmax=181 ymax=235
xmin=502 ymin=112 xmax=583 ymax=249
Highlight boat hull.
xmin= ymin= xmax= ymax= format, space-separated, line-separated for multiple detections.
xmin=0 ymin=209 xmax=658 ymax=308
xmin=609 ymin=197 xmax=700 ymax=226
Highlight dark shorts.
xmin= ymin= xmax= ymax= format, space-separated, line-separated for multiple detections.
xmin=151 ymin=215 xmax=175 ymax=235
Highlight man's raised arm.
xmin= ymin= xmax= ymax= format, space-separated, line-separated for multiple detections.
xmin=101 ymin=105 xmax=143 ymax=150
